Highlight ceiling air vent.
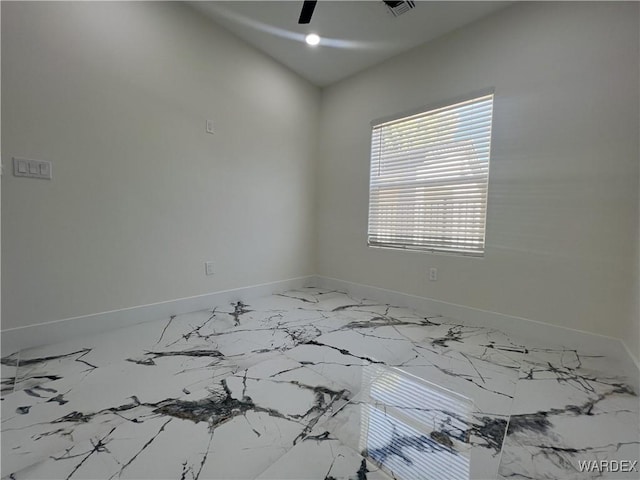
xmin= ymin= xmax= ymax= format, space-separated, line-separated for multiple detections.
xmin=383 ymin=0 xmax=416 ymax=17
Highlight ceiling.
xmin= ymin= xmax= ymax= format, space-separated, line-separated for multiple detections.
xmin=190 ymin=1 xmax=510 ymax=87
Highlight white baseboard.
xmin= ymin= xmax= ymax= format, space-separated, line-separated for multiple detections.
xmin=1 ymin=275 xmax=315 ymax=356
xmin=315 ymin=275 xmax=640 ymax=386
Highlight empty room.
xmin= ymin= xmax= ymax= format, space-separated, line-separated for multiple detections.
xmin=1 ymin=1 xmax=639 ymax=479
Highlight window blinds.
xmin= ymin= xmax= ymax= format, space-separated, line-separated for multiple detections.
xmin=368 ymin=93 xmax=494 ymax=256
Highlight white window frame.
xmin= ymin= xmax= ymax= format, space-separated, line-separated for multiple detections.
xmin=367 ymin=89 xmax=494 ymax=257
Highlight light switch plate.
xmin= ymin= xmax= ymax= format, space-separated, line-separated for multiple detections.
xmin=205 ymin=261 xmax=215 ymax=276
xmin=13 ymin=157 xmax=52 ymax=180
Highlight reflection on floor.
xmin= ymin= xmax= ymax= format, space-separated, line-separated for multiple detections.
xmin=1 ymin=288 xmax=638 ymax=479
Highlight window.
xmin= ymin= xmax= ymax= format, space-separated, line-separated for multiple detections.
xmin=367 ymin=91 xmax=494 ymax=256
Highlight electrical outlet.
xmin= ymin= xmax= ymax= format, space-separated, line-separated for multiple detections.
xmin=205 ymin=261 xmax=215 ymax=276
xmin=429 ymin=267 xmax=438 ymax=281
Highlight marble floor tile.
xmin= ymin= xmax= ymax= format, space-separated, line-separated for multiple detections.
xmin=310 ymin=366 xmax=508 ymax=480
xmin=323 ymin=301 xmax=445 ymax=327
xmin=255 ymin=434 xmax=392 ymax=480
xmin=520 ymin=345 xmax=633 ymax=381
xmin=284 ymin=342 xmax=379 ymax=394
xmin=1 ymin=351 xmax=239 ymax=476
xmin=418 ymin=323 xmax=529 ymax=372
xmin=498 ymin=360 xmax=639 ymax=479
xmin=308 ymin=324 xmax=434 ymax=366
xmin=136 ymin=308 xmax=239 ymax=349
xmin=4 ymin=309 xmax=226 ymax=393
xmin=395 ymin=346 xmax=518 ymax=415
xmin=264 ymin=288 xmax=373 ymax=313
xmin=3 ymin=355 xmax=351 ymax=480
xmin=1 ymin=361 xmax=17 ymax=398
xmin=6 ymin=414 xmax=215 ymax=480
xmin=1 ymin=287 xmax=638 ymax=480
xmin=285 ymin=334 xmax=519 ymax=415
xmin=12 ymin=347 xmax=100 ymax=394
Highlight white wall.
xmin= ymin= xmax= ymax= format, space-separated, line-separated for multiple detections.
xmin=631 ymin=9 xmax=640 ymax=362
xmin=632 ymin=155 xmax=640 ymax=363
xmin=0 ymin=0 xmax=2 ymax=332
xmin=2 ymin=2 xmax=319 ymax=330
xmin=317 ymin=2 xmax=640 ymax=354
xmin=630 ymin=2 xmax=640 ymax=365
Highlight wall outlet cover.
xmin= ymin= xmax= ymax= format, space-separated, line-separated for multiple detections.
xmin=429 ymin=267 xmax=438 ymax=281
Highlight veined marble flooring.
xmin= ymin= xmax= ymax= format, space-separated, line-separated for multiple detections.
xmin=1 ymin=287 xmax=638 ymax=479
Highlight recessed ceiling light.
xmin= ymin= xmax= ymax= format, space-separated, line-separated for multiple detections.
xmin=305 ymin=33 xmax=320 ymax=46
